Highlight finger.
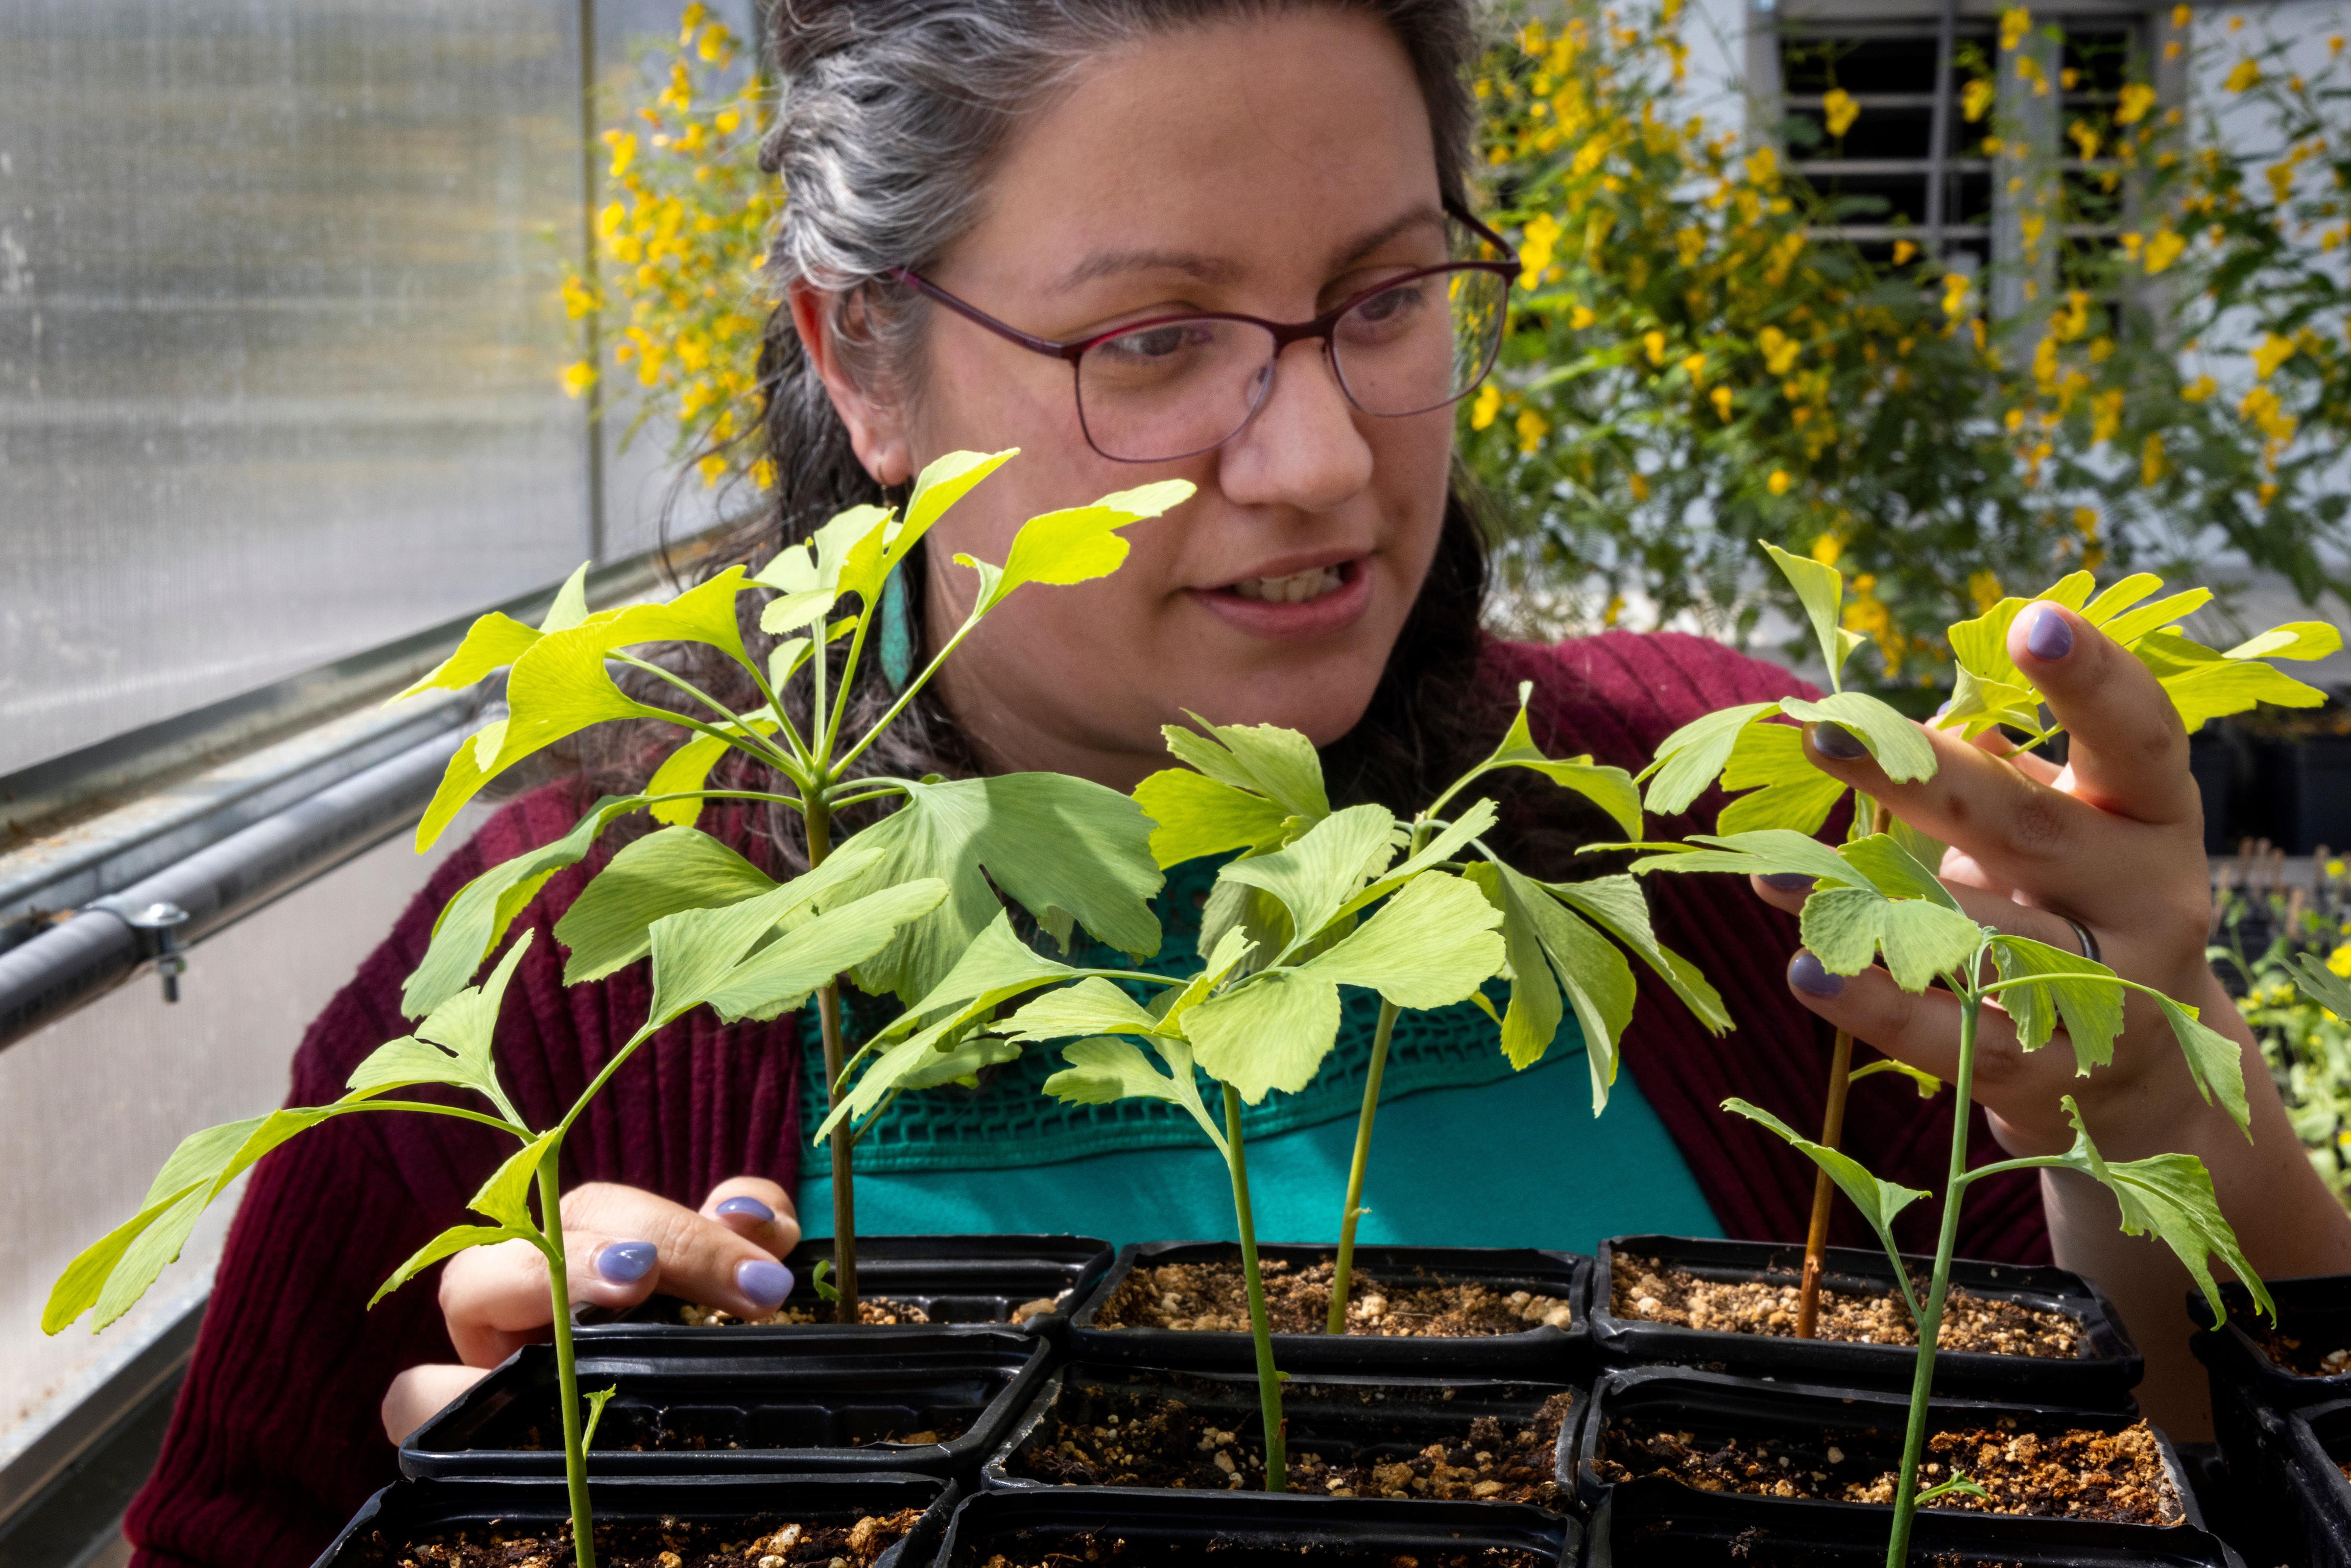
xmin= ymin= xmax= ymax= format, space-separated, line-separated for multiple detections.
xmin=1784 ymin=950 xmax=2038 ymax=1101
xmin=702 ymin=1177 xmax=802 ymax=1252
xmin=1936 ymin=878 xmax=2099 ymax=958
xmin=383 ymin=1364 xmax=488 ymax=1446
xmin=562 ymin=1182 xmax=796 ymax=1322
xmin=1750 ymin=871 xmax=1814 ymax=915
xmin=1970 ymin=725 xmax=2061 ymax=786
xmin=438 ymin=1225 xmax=661 ymax=1368
xmin=2006 ymin=603 xmax=2197 ymax=828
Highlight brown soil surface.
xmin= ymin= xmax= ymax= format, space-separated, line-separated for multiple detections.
xmin=975 ymin=1544 xmax=1542 ymax=1568
xmin=2256 ymin=1326 xmax=2351 ymax=1377
xmin=1008 ymin=1385 xmax=1574 ymax=1505
xmin=385 ymin=1508 xmax=923 ymax=1568
xmin=679 ymin=1299 xmax=934 ymax=1327
xmin=1608 ymin=1255 xmax=2083 ymax=1358
xmin=1094 ymin=1258 xmax=1570 ymax=1338
xmin=1596 ymin=1413 xmax=2181 ymax=1525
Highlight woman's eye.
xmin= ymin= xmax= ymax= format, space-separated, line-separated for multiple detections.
xmin=1341 ymin=281 xmax=1430 ymax=339
xmin=1098 ymin=322 xmax=1209 ymax=362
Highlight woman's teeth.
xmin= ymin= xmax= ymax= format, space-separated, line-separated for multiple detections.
xmin=1228 ymin=566 xmax=1345 ymax=604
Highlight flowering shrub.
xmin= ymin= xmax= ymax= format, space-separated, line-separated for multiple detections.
xmin=2216 ymin=856 xmax=2351 ymax=1194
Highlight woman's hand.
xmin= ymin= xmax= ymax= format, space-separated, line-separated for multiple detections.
xmin=379 ymin=1176 xmax=799 ymax=1444
xmin=1748 ymin=600 xmax=2351 ymax=1434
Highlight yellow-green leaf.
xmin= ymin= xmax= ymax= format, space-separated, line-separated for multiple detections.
xmin=1717 ymin=720 xmax=1846 ymax=836
xmin=1778 ymin=692 xmax=1937 ymax=783
xmin=1161 ymin=714 xmax=1331 ymax=822
xmin=1180 ymin=968 xmax=1344 ymax=1104
xmin=1296 ymin=872 xmax=1504 ymax=1010
xmin=554 ymin=827 xmax=778 ymax=986
xmin=1640 ymin=703 xmax=1778 ymax=815
xmin=1761 ymin=541 xmax=1864 ymax=689
xmin=1132 ymin=768 xmax=1291 ymax=869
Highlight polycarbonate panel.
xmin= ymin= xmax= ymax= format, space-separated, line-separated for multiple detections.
xmin=0 ymin=0 xmax=595 ymax=774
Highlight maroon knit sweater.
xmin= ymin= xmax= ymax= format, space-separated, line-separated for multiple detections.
xmin=124 ymin=633 xmax=2048 ymax=1568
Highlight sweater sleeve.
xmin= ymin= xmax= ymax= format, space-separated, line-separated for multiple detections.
xmin=1488 ymin=631 xmax=2050 ymax=1265
xmin=125 ymin=785 xmax=807 ymax=1568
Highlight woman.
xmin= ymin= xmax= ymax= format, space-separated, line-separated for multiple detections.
xmin=127 ymin=3 xmax=2350 ymax=1565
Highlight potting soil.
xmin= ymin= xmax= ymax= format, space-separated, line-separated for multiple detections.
xmin=381 ymin=1507 xmax=925 ymax=1568
xmin=677 ymin=1299 xmax=934 ymax=1327
xmin=973 ymin=1543 xmax=1544 ymax=1568
xmin=1597 ymin=1414 xmax=2182 ymax=1524
xmin=2255 ymin=1325 xmax=2351 ymax=1376
xmin=1094 ymin=1258 xmax=1570 ymax=1337
xmin=1009 ymin=1386 xmax=1574 ymax=1503
xmin=1608 ymin=1255 xmax=2082 ymax=1356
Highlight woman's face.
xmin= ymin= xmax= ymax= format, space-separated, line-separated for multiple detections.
xmin=816 ymin=8 xmax=1456 ymax=788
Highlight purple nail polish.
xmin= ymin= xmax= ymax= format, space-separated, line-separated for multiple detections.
xmin=595 ymin=1241 xmax=657 ymax=1284
xmin=1790 ymin=952 xmax=1846 ymax=998
xmin=1762 ymin=872 xmax=1815 ymax=891
xmin=736 ymin=1259 xmax=794 ymax=1310
xmin=1812 ymin=723 xmax=1870 ymax=761
xmin=716 ymin=1195 xmax=775 ymax=1224
xmin=2026 ymin=606 xmax=2074 ymax=661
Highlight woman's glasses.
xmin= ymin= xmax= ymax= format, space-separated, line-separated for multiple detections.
xmin=888 ymin=199 xmax=1518 ymax=464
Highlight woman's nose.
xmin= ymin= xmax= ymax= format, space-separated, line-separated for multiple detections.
xmin=1215 ymin=339 xmax=1375 ymax=513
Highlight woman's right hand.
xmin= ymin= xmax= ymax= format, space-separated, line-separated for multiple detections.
xmin=380 ymin=1176 xmax=799 ymax=1443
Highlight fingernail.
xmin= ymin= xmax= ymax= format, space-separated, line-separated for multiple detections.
xmin=2026 ymin=606 xmax=2074 ymax=661
xmin=1762 ymin=872 xmax=1816 ymax=890
xmin=1812 ymin=723 xmax=1870 ymax=760
xmin=1932 ymin=699 xmax=1953 ymax=719
xmin=595 ymin=1241 xmax=657 ymax=1284
xmin=716 ymin=1195 xmax=775 ymax=1224
xmin=1790 ymin=951 xmax=1846 ymax=998
xmin=736 ymin=1259 xmax=794 ymax=1310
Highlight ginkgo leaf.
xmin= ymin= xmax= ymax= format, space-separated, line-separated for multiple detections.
xmin=905 ymin=449 xmax=1021 ymax=541
xmin=1725 ymin=1097 xmax=1930 ymax=1288
xmin=553 ymin=827 xmax=781 ymax=986
xmin=1987 ymin=934 xmax=2124 ymax=1073
xmin=1466 ymin=861 xmax=1637 ymax=1109
xmin=1717 ymin=720 xmax=1845 ymax=836
xmin=2226 ymin=621 xmax=2344 ymax=662
xmin=1777 ymin=692 xmax=1937 ymax=783
xmin=370 ymin=1225 xmax=531 ymax=1309
xmin=2039 ymin=1095 xmax=2271 ymax=1326
xmin=1936 ymin=664 xmax=2044 ymax=743
xmin=1451 ymin=682 xmax=1642 ymax=835
xmin=2097 ymin=590 xmax=2213 ymax=648
xmin=645 ymin=720 xmax=783 ymax=829
xmin=673 ymin=880 xmax=950 ymax=1027
xmin=1161 ymin=715 xmax=1332 ymax=822
xmin=352 ymin=935 xmax=535 ymax=1120
xmin=1640 ymin=702 xmax=1779 ymax=815
xmin=2290 ymin=953 xmax=2351 ymax=1019
xmin=1180 ymin=969 xmax=1344 ymax=1104
xmin=1838 ymin=833 xmax=1960 ymax=908
xmin=1761 ymin=542 xmax=1867 ymax=689
xmin=1332 ymin=799 xmax=1503 ymax=925
xmin=759 ymin=589 xmax=838 ymax=637
xmin=999 ymin=976 xmax=1165 ymax=1042
xmin=1295 ymin=872 xmax=1504 ymax=1010
xmin=1044 ymin=1035 xmax=1227 ymax=1155
xmin=958 ymin=481 xmax=1193 ymax=616
xmin=1541 ymin=874 xmax=1731 ymax=1032
xmin=1630 ymin=829 xmax=1859 ymax=889
xmin=1132 ymin=768 xmax=1291 ymax=869
xmin=539 ymin=561 xmax=594 ymax=633
xmin=1463 ymin=863 xmax=1563 ymax=1078
xmin=2079 ymin=572 xmax=2164 ymax=627
xmin=2152 ymin=994 xmax=2252 ymax=1135
xmin=2132 ymin=630 xmax=2330 ymax=729
xmin=890 ymin=1035 xmax=1024 ymax=1093
xmin=1801 ymin=887 xmax=1984 ymax=992
xmin=468 ymin=1133 xmax=557 ymax=1230
xmin=1218 ymin=805 xmax=1396 ymax=964
xmin=394 ymin=612 xmax=545 ymax=703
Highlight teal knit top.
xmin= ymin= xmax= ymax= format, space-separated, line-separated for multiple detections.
xmin=793 ymin=855 xmax=1721 ymax=1254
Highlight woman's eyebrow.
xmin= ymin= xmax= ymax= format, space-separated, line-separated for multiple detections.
xmin=1329 ymin=203 xmax=1447 ymax=269
xmin=1052 ymin=203 xmax=1448 ymax=295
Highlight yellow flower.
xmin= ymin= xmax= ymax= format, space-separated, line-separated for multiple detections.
xmin=1811 ymin=533 xmax=1843 ymax=566
xmin=1941 ymin=272 xmax=1971 ymax=318
xmin=1823 ymin=89 xmax=1859 ymax=137
xmin=2143 ymin=229 xmax=2186 ymax=273
xmin=1676 ymin=227 xmax=1706 ymax=267
xmin=2331 ymin=940 xmax=2351 ymax=979
xmin=1681 ymin=352 xmax=1707 ymax=384
xmin=1603 ymin=594 xmax=1626 ymax=628
xmin=1892 ymin=239 xmax=1918 ymax=265
xmin=1767 ymin=469 xmax=1792 ymax=495
xmin=2091 ymin=389 xmax=2124 ymax=444
xmin=2259 ymin=481 xmax=2279 ymax=506
xmin=697 ymin=452 xmax=728 ymax=486
xmin=2173 ymin=3 xmax=2191 ymax=26
xmin=1962 ymin=78 xmax=1996 ymax=122
xmin=2253 ymin=333 xmax=2297 ymax=378
xmin=2115 ymin=84 xmax=2157 ymax=127
xmin=1645 ymin=330 xmax=1669 ymax=366
xmin=2072 ymin=506 xmax=2099 ymax=539
xmin=2142 ymin=431 xmax=2167 ymax=486
xmin=749 ymin=457 xmax=777 ymax=490
xmin=1758 ymin=326 xmax=1800 ymax=374
xmin=1628 ymin=471 xmax=1652 ymax=501
xmin=2225 ymin=58 xmax=2262 ymax=93
xmin=562 ymin=360 xmax=598 ymax=399
xmin=2000 ymin=7 xmax=2031 ymax=52
xmin=1711 ymin=385 xmax=1734 ymax=421
xmin=1968 ymin=570 xmax=2004 ymax=612
xmin=2182 ymin=376 xmax=2216 ymax=402
xmin=1516 ymin=213 xmax=1561 ymax=287
xmin=1570 ymin=304 xmax=1596 ymax=330
xmin=1470 ymin=383 xmax=1503 ymax=430
xmin=1515 ymin=407 xmax=1549 ymax=453
xmin=604 ymin=130 xmax=637 ymax=179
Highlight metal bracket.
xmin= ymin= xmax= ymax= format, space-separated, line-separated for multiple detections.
xmin=96 ymin=898 xmax=192 ymax=1002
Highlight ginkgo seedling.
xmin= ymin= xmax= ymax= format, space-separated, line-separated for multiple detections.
xmin=45 ymin=454 xmax=1186 ymax=1568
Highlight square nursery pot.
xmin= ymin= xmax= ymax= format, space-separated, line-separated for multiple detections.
xmin=980 ymin=1360 xmax=1582 ymax=1510
xmin=312 ymin=1473 xmax=958 ymax=1568
xmin=1580 ymin=1490 xmax=2248 ymax=1566
xmin=399 ymin=1328 xmax=1053 ymax=1480
xmin=933 ymin=1482 xmax=1580 ymax=1568
xmin=1576 ymin=1367 xmax=2210 ymax=1551
xmin=2190 ymin=1275 xmax=2351 ymax=1565
xmin=1591 ymin=1235 xmax=2140 ymax=1409
xmin=2273 ymin=1396 xmax=2351 ymax=1568
xmin=1069 ymin=1241 xmax=1592 ymax=1377
xmin=576 ymin=1235 xmax=1114 ymax=1347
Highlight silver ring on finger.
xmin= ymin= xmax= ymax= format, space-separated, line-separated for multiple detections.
xmin=2061 ymin=914 xmax=2101 ymax=966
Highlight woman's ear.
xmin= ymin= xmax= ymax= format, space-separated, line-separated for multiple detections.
xmin=789 ymin=281 xmax=914 ymax=486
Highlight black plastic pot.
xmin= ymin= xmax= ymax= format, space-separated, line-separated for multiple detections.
xmin=1068 ymin=1241 xmax=1591 ymax=1376
xmin=1581 ymin=1489 xmax=2248 ymax=1566
xmin=2274 ymin=1396 xmax=2351 ymax=1568
xmin=400 ymin=1329 xmax=1054 ymax=1480
xmin=1591 ymin=1235 xmax=2140 ymax=1409
xmin=312 ymin=1473 xmax=957 ymax=1568
xmin=1577 ymin=1368 xmax=2210 ymax=1544
xmin=932 ymin=1483 xmax=1580 ymax=1568
xmin=980 ymin=1360 xmax=1580 ymax=1510
xmin=2190 ymin=1275 xmax=2351 ymax=1567
xmin=576 ymin=1235 xmax=1113 ymax=1347
xmin=2251 ymin=735 xmax=2351 ymax=855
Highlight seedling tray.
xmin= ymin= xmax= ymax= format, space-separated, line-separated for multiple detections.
xmin=2188 ymin=1272 xmax=2351 ymax=1556
xmin=1576 ymin=1367 xmax=2210 ymax=1544
xmin=576 ymin=1234 xmax=1114 ymax=1346
xmin=1069 ymin=1240 xmax=1592 ymax=1376
xmin=2277 ymin=1396 xmax=2351 ymax=1568
xmin=933 ymin=1481 xmax=1581 ymax=1568
xmin=1591 ymin=1235 xmax=2140 ymax=1408
xmin=399 ymin=1329 xmax=1054 ymax=1480
xmin=1581 ymin=1490 xmax=2247 ymax=1566
xmin=312 ymin=1473 xmax=958 ymax=1568
xmin=981 ymin=1360 xmax=1581 ymax=1510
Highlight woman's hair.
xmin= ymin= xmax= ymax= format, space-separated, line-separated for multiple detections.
xmin=600 ymin=0 xmax=1614 ymax=876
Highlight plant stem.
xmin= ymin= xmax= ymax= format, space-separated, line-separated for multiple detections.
xmin=535 ymin=1149 xmax=598 ymax=1568
xmin=1884 ymin=992 xmax=1981 ymax=1568
xmin=1799 ymin=800 xmax=1889 ymax=1339
xmin=804 ymin=798 xmax=858 ymax=1323
xmin=1224 ymin=1083 xmax=1287 ymax=1491
xmin=1326 ymin=998 xmax=1399 ymax=1334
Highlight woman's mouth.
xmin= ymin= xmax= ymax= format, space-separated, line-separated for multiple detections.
xmin=1192 ymin=557 xmax=1373 ymax=641
xmin=1226 ymin=565 xmax=1347 ymax=604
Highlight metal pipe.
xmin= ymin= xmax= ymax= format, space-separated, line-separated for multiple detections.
xmin=0 ymin=718 xmax=475 ymax=1051
xmin=1926 ymin=0 xmax=1958 ymax=255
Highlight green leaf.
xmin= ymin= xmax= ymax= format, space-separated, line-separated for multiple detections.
xmin=1131 ymin=768 xmax=1290 ymax=869
xmin=539 ymin=562 xmax=594 ymax=634
xmin=646 ymin=723 xmax=779 ymax=829
xmin=891 ymin=1034 xmax=1024 ymax=1093
xmin=369 ymin=1225 xmax=529 ymax=1309
xmin=753 ymin=503 xmax=891 ymax=593
xmin=1849 ymin=1057 xmax=1943 ymax=1097
xmin=553 ymin=827 xmax=778 ymax=986
xmin=1948 ymin=596 xmax=2031 ymax=690
xmin=1463 ymin=863 xmax=1563 ymax=1079
xmin=469 ymin=1132 xmax=557 ymax=1229
xmin=1801 ymin=887 xmax=1983 ymax=992
xmin=1466 ymin=861 xmax=1638 ymax=1108
xmin=1630 ymin=829 xmax=1858 ymax=888
xmin=1915 ymin=1473 xmax=1991 ymax=1506
xmin=2097 ymin=589 xmax=2213 ymax=648
xmin=1640 ymin=702 xmax=1778 ymax=815
xmin=1296 ymin=872 xmax=1505 ymax=1010
xmin=2153 ymin=994 xmax=2252 ymax=1135
xmin=1838 ymin=833 xmax=1960 ymax=909
xmin=1161 ymin=715 xmax=1332 ymax=821
xmin=630 ymin=846 xmax=881 ymax=1028
xmin=393 ymin=612 xmax=543 ymax=703
xmin=2133 ymin=630 xmax=2331 ymax=731
xmin=827 ymin=773 xmax=1163 ymax=1003
xmin=2226 ymin=621 xmax=2344 ymax=662
xmin=1542 ymin=874 xmax=1732 ymax=1032
xmin=1000 ymin=976 xmax=1165 ymax=1042
xmin=1935 ymin=665 xmax=2043 ymax=744
xmin=759 ymin=588 xmax=839 ymax=638
xmin=581 ymin=1385 xmax=620 ymax=1450
xmin=1217 ymin=805 xmax=1395 ymax=964
xmin=1330 ymin=799 xmax=1505 ymax=926
xmin=1454 ymin=682 xmax=1641 ymax=835
xmin=1987 ymin=935 xmax=2124 ymax=1073
xmin=811 ymin=1258 xmax=840 ymax=1302
xmin=1777 ymin=692 xmax=1937 ymax=784
xmin=689 ymin=880 xmax=951 ymax=1026
xmin=1717 ymin=720 xmax=1847 ymax=836
xmin=1045 ymin=1034 xmax=1228 ymax=1154
xmin=356 ymin=934 xmax=535 ymax=1122
xmin=1181 ymin=969 xmax=1344 ymax=1104
xmin=959 ymin=480 xmax=1194 ymax=616
xmin=2289 ymin=953 xmax=2351 ymax=1019
xmin=1761 ymin=542 xmax=1865 ymax=689
xmin=1723 ymin=1096 xmax=1931 ymax=1259
xmin=2043 ymin=1096 xmax=2271 ymax=1327
xmin=2078 ymin=572 xmax=2165 ymax=628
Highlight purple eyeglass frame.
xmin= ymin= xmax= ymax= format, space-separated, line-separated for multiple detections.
xmin=886 ymin=197 xmax=1521 ymax=461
